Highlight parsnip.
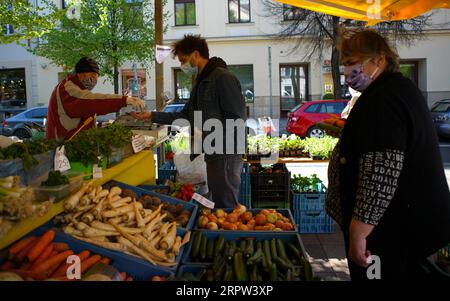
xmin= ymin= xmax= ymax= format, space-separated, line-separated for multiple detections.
xmin=91 ymin=221 xmax=144 ymax=234
xmin=110 ymin=197 xmax=131 ymax=208
xmin=159 ymin=222 xmax=177 ymax=250
xmin=63 ymin=225 xmax=83 ymax=236
xmin=133 ymin=199 xmax=145 ymax=228
xmin=64 ymin=182 xmax=92 ymax=211
xmin=81 ymin=212 xmax=95 ymax=224
xmin=83 ymin=227 xmax=120 ymax=237
xmin=75 ymin=204 xmax=95 ymax=213
xmin=102 ymin=204 xmax=135 ymax=218
xmin=143 ymin=213 xmax=166 ymax=238
xmin=74 ymin=236 xmax=127 ymax=252
xmin=158 ymin=222 xmax=171 ymax=237
xmin=108 ymin=187 xmax=122 ymax=198
xmin=181 ymin=231 xmax=191 ymax=247
xmin=117 ymin=236 xmax=157 ymax=265
xmin=122 ymin=211 xmax=135 ymax=222
xmin=79 ymin=195 xmax=91 ymax=206
xmin=172 ymin=236 xmax=182 ymax=255
xmin=142 ymin=204 xmax=163 ymax=224
xmin=93 ymin=189 xmax=109 ymax=203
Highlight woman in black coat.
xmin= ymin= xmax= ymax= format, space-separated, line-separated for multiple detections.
xmin=326 ymin=29 xmax=450 ymax=280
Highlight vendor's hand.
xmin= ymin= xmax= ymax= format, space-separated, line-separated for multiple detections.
xmin=127 ymin=96 xmax=146 ymax=111
xmin=130 ymin=111 xmax=151 ymax=121
xmin=349 ymin=235 xmax=371 ymax=268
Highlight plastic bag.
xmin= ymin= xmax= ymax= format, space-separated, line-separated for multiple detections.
xmin=174 ymin=153 xmax=208 ymax=195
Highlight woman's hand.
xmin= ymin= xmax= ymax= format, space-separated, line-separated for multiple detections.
xmin=349 ymin=219 xmax=374 ymax=267
xmin=130 ymin=111 xmax=151 ymax=120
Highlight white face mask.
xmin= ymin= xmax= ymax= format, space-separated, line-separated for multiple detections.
xmin=180 ymin=54 xmax=198 ymax=75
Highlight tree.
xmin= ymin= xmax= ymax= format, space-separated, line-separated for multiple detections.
xmin=0 ymin=0 xmax=64 ymax=44
xmin=30 ymin=0 xmax=168 ymax=94
xmin=261 ymin=1 xmax=431 ymax=100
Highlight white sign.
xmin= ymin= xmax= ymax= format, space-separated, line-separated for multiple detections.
xmin=192 ymin=193 xmax=215 ymax=209
xmin=93 ymin=164 xmax=103 ymax=179
xmin=156 ymin=45 xmax=172 ymax=64
xmin=66 ymin=0 xmax=81 ymax=20
xmin=54 ymin=146 xmax=71 ymax=172
xmin=132 ymin=135 xmax=146 ymax=153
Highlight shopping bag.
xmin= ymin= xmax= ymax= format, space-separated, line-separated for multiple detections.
xmin=173 ymin=153 xmax=208 ymax=195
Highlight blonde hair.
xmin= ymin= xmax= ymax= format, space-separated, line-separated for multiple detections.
xmin=338 ymin=29 xmax=400 ymax=73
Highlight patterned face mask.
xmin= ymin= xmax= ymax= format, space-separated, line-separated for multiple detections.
xmin=81 ymin=77 xmax=97 ymax=90
xmin=180 ymin=54 xmax=198 ymax=75
xmin=344 ymin=59 xmax=379 ymax=92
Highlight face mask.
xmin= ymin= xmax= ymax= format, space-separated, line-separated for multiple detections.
xmin=81 ymin=77 xmax=97 ymax=90
xmin=180 ymin=55 xmax=198 ymax=75
xmin=344 ymin=60 xmax=379 ymax=92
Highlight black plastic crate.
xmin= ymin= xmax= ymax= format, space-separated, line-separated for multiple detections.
xmin=251 ymin=188 xmax=289 ymax=207
xmin=251 ymin=171 xmax=291 ymax=187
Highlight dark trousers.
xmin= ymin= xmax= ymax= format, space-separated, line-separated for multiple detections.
xmin=206 ymin=156 xmax=243 ymax=208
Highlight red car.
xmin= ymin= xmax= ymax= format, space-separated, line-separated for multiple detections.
xmin=286 ymin=99 xmax=349 ymax=138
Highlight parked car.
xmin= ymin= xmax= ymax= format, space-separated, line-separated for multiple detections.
xmin=286 ymin=99 xmax=349 ymax=138
xmin=431 ymin=99 xmax=450 ymax=139
xmin=1 ymin=107 xmax=47 ymax=139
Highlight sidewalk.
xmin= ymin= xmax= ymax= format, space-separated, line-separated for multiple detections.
xmin=302 ymin=225 xmax=351 ymax=281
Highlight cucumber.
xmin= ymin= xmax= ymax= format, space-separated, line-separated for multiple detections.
xmin=270 ymin=239 xmax=278 ymax=260
xmin=214 ymin=235 xmax=225 ymax=258
xmin=275 ymin=256 xmax=293 ymax=271
xmin=226 ymin=241 xmax=237 ymax=261
xmin=200 ymin=234 xmax=208 ymax=262
xmin=233 ymin=252 xmax=248 ymax=281
xmin=276 ymin=239 xmax=288 ymax=260
xmin=250 ymin=264 xmax=258 ymax=281
xmin=239 ymin=240 xmax=247 ymax=253
xmin=215 ymin=259 xmax=227 ymax=281
xmin=269 ymin=262 xmax=278 ymax=281
xmin=256 ymin=241 xmax=263 ymax=252
xmin=287 ymin=243 xmax=303 ymax=260
xmin=263 ymin=240 xmax=273 ymax=267
xmin=246 ymin=248 xmax=263 ymax=266
xmin=207 ymin=238 xmax=215 ymax=261
xmin=223 ymin=263 xmax=233 ymax=281
xmin=191 ymin=231 xmax=202 ymax=259
xmin=245 ymin=240 xmax=254 ymax=258
xmin=286 ymin=269 xmax=293 ymax=281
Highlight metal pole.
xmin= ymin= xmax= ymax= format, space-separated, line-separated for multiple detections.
xmin=268 ymin=46 xmax=273 ymax=117
xmin=155 ymin=0 xmax=164 ymax=112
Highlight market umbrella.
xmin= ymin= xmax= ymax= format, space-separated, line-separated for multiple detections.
xmin=275 ymin=0 xmax=450 ymax=25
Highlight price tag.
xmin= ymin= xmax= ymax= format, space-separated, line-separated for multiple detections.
xmin=132 ymin=135 xmax=146 ymax=153
xmin=54 ymin=146 xmax=71 ymax=172
xmin=192 ymin=193 xmax=215 ymax=209
xmin=93 ymin=164 xmax=103 ymax=179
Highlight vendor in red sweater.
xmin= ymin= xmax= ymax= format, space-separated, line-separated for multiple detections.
xmin=45 ymin=57 xmax=145 ymax=141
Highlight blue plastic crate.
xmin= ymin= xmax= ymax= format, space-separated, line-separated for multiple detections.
xmin=182 ymin=231 xmax=308 ymax=265
xmin=292 ymin=210 xmax=334 ymax=234
xmin=24 ymin=225 xmax=179 ymax=280
xmin=239 ymin=194 xmax=251 ymax=208
xmin=158 ymin=161 xmax=177 ymax=183
xmin=114 ymin=182 xmax=199 ymax=231
xmin=292 ymin=192 xmax=326 ymax=211
xmin=176 ymin=264 xmax=212 ymax=280
xmin=194 ymin=208 xmax=298 ymax=233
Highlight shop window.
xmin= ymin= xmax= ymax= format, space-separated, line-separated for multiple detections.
xmin=400 ymin=61 xmax=419 ymax=87
xmin=175 ymin=0 xmax=196 ymax=26
xmin=121 ymin=69 xmax=147 ymax=98
xmin=228 ymin=0 xmax=251 ymax=23
xmin=174 ymin=68 xmax=193 ymax=102
xmin=283 ymin=4 xmax=301 ymax=21
xmin=0 ymin=68 xmax=27 ymax=107
xmin=279 ymin=64 xmax=309 ymax=117
xmin=228 ymin=65 xmax=254 ymax=103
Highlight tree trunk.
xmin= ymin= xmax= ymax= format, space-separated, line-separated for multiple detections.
xmin=155 ymin=0 xmax=164 ymax=111
xmin=114 ymin=63 xmax=119 ymax=94
xmin=331 ymin=16 xmax=342 ymax=100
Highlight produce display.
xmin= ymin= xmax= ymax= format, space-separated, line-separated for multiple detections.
xmin=141 ymin=181 xmax=196 ymax=202
xmin=317 ymin=117 xmax=347 ymax=137
xmin=291 ymin=174 xmax=324 ymax=193
xmin=57 ymin=183 xmax=191 ymax=268
xmin=302 ymin=136 xmax=337 ymax=160
xmin=40 ymin=171 xmax=69 ymax=187
xmin=0 ymin=139 xmax=59 ymax=170
xmin=65 ymin=124 xmax=133 ymax=166
xmin=182 ymin=232 xmax=314 ymax=281
xmin=0 ymin=176 xmax=52 ymax=240
xmin=249 ymin=163 xmax=287 ymax=174
xmin=0 ymin=230 xmax=135 ymax=281
xmin=196 ymin=205 xmax=295 ymax=231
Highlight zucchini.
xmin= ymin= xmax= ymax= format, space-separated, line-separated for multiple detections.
xmin=215 ymin=259 xmax=227 ymax=281
xmin=195 ymin=269 xmax=206 ymax=281
xmin=214 ymin=235 xmax=225 ymax=258
xmin=207 ymin=238 xmax=215 ymax=261
xmin=276 ymin=239 xmax=288 ymax=260
xmin=287 ymin=243 xmax=303 ymax=260
xmin=275 ymin=256 xmax=293 ymax=271
xmin=239 ymin=240 xmax=247 ymax=253
xmin=250 ymin=264 xmax=258 ymax=281
xmin=233 ymin=252 xmax=248 ymax=281
xmin=286 ymin=269 xmax=293 ymax=281
xmin=223 ymin=263 xmax=233 ymax=281
xmin=269 ymin=262 xmax=278 ymax=281
xmin=270 ymin=239 xmax=278 ymax=260
xmin=191 ymin=231 xmax=202 ymax=259
xmin=246 ymin=248 xmax=263 ymax=266
xmin=263 ymin=240 xmax=273 ymax=267
xmin=245 ymin=240 xmax=254 ymax=258
xmin=301 ymin=257 xmax=313 ymax=281
xmin=226 ymin=241 xmax=237 ymax=261
xmin=200 ymin=234 xmax=208 ymax=262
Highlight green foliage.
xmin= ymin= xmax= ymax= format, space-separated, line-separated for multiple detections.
xmin=322 ymin=93 xmax=335 ymax=100
xmin=303 ymin=136 xmax=337 ymax=159
xmin=0 ymin=0 xmax=64 ymax=44
xmin=0 ymin=139 xmax=60 ymax=170
xmin=291 ymin=174 xmax=323 ymax=193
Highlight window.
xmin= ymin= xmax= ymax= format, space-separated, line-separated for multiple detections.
xmin=400 ymin=61 xmax=419 ymax=86
xmin=26 ymin=108 xmax=47 ymax=119
xmin=228 ymin=0 xmax=250 ymax=23
xmin=61 ymin=0 xmax=68 ymax=9
xmin=174 ymin=68 xmax=193 ymax=101
xmin=121 ymin=69 xmax=147 ymax=98
xmin=304 ymin=103 xmax=319 ymax=113
xmin=228 ymin=65 xmax=254 ymax=102
xmin=2 ymin=24 xmax=14 ymax=36
xmin=279 ymin=64 xmax=309 ymax=116
xmin=431 ymin=101 xmax=450 ymax=112
xmin=283 ymin=4 xmax=301 ymax=21
xmin=319 ymin=102 xmax=346 ymax=114
xmin=0 ymin=68 xmax=27 ymax=107
xmin=175 ymin=0 xmax=196 ymax=26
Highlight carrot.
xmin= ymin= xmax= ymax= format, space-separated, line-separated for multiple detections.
xmin=53 ymin=243 xmax=69 ymax=252
xmin=50 ymin=250 xmax=59 ymax=257
xmin=125 ymin=276 xmax=133 ymax=281
xmin=16 ymin=238 xmax=39 ymax=262
xmin=29 ymin=244 xmax=54 ymax=271
xmin=32 ymin=250 xmax=74 ymax=276
xmin=0 ymin=261 xmax=15 ymax=271
xmin=80 ymin=255 xmax=101 ymax=275
xmin=119 ymin=272 xmax=127 ymax=281
xmin=51 ymin=250 xmax=91 ymax=278
xmin=8 ymin=269 xmax=47 ymax=281
xmin=20 ymin=262 xmax=31 ymax=270
xmin=9 ymin=236 xmax=36 ymax=255
xmin=27 ymin=230 xmax=55 ymax=262
xmin=99 ymin=257 xmax=111 ymax=265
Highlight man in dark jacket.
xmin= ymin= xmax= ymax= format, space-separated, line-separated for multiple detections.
xmin=132 ymin=35 xmax=247 ymax=208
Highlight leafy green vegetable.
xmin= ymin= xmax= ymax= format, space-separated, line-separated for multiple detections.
xmin=291 ymin=174 xmax=324 ymax=193
xmin=1 ymin=139 xmax=60 ymax=170
xmin=41 ymin=171 xmax=69 ymax=187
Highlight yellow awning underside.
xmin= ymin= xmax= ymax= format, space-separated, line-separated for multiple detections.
xmin=275 ymin=0 xmax=450 ymax=25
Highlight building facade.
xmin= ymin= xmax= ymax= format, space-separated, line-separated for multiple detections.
xmin=1 ymin=0 xmax=450 ymax=119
